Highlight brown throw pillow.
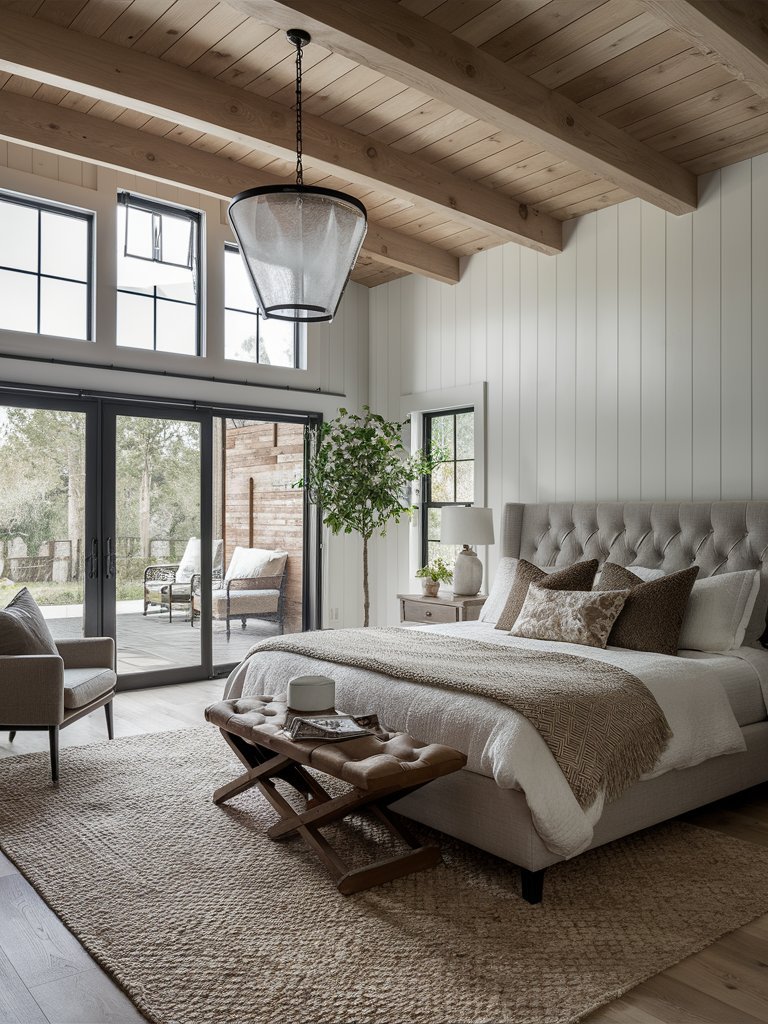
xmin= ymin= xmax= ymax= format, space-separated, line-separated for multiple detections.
xmin=598 ymin=563 xmax=699 ymax=656
xmin=511 ymin=585 xmax=630 ymax=648
xmin=495 ymin=558 xmax=599 ymax=632
xmin=0 ymin=587 xmax=58 ymax=657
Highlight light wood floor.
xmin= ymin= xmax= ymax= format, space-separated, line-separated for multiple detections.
xmin=0 ymin=681 xmax=767 ymax=1024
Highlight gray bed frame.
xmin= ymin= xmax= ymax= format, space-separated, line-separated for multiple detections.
xmin=392 ymin=501 xmax=768 ymax=903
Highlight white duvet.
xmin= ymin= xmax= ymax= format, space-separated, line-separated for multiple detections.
xmin=224 ymin=621 xmax=751 ymax=858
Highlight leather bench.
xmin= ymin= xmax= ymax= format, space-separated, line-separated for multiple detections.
xmin=206 ymin=694 xmax=466 ymax=894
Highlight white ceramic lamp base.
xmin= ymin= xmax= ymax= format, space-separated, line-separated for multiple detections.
xmin=452 ymin=546 xmax=483 ymax=596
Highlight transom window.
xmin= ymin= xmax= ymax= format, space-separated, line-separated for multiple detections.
xmin=421 ymin=408 xmax=474 ymax=566
xmin=116 ymin=193 xmax=201 ymax=356
xmin=0 ymin=192 xmax=92 ymax=341
xmin=224 ymin=244 xmax=300 ymax=367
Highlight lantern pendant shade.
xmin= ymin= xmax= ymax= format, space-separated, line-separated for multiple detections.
xmin=228 ymin=184 xmax=367 ymax=323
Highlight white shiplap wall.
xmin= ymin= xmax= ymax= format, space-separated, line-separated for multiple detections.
xmin=368 ymin=154 xmax=768 ymax=626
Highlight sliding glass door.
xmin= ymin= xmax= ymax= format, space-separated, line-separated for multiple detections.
xmin=0 ymin=388 xmax=320 ymax=688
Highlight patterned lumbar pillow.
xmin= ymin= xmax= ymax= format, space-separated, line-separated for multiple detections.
xmin=495 ymin=558 xmax=600 ymax=632
xmin=511 ymin=584 xmax=630 ymax=648
xmin=0 ymin=587 xmax=58 ymax=657
xmin=597 ymin=563 xmax=699 ymax=656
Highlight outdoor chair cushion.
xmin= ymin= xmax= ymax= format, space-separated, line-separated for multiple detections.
xmin=144 ymin=582 xmax=192 ymax=594
xmin=209 ymin=588 xmax=280 ymax=617
xmin=63 ymin=666 xmax=116 ymax=710
xmin=176 ymin=538 xmax=225 ymax=583
xmin=225 ymin=547 xmax=287 ymax=582
xmin=0 ymin=588 xmax=58 ymax=657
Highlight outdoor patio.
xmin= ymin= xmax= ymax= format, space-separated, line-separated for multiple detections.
xmin=46 ymin=607 xmax=279 ymax=676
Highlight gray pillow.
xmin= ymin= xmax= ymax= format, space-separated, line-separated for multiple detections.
xmin=0 ymin=588 xmax=58 ymax=656
xmin=495 ymin=558 xmax=600 ymax=632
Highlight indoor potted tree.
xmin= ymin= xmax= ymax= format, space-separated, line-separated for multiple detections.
xmin=415 ymin=557 xmax=452 ymax=597
xmin=299 ymin=406 xmax=442 ymax=626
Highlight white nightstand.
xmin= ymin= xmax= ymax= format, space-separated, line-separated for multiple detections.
xmin=397 ymin=592 xmax=486 ymax=626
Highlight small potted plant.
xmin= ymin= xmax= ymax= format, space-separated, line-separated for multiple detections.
xmin=415 ymin=557 xmax=452 ymax=597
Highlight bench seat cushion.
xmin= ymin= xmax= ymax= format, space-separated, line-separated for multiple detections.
xmin=63 ymin=667 xmax=116 ymax=710
xmin=210 ymin=589 xmax=279 ymax=617
xmin=206 ymin=696 xmax=466 ymax=793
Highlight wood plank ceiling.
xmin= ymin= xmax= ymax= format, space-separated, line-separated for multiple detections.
xmin=0 ymin=0 xmax=766 ymax=288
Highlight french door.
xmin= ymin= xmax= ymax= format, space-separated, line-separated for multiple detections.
xmin=0 ymin=389 xmax=320 ymax=689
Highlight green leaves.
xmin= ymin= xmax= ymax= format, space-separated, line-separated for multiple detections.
xmin=301 ymin=406 xmax=442 ymax=542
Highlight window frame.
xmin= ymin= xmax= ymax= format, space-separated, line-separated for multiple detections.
xmin=420 ymin=406 xmax=474 ymax=568
xmin=224 ymin=242 xmax=301 ymax=368
xmin=0 ymin=190 xmax=94 ymax=341
xmin=116 ymin=191 xmax=202 ymax=356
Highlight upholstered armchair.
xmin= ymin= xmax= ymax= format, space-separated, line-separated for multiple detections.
xmin=190 ymin=547 xmax=288 ymax=638
xmin=1 ymin=637 xmax=116 ymax=782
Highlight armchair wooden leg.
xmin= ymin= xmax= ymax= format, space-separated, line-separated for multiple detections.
xmin=105 ymin=700 xmax=114 ymax=740
xmin=8 ymin=730 xmax=15 ymax=742
xmin=49 ymin=726 xmax=59 ymax=783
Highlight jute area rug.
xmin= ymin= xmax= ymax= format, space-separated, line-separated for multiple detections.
xmin=1 ymin=728 xmax=767 ymax=1024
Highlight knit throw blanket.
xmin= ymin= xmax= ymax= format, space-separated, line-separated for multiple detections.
xmin=248 ymin=628 xmax=672 ymax=809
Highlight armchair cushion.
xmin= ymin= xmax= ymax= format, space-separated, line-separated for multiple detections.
xmin=63 ymin=667 xmax=116 ymax=710
xmin=225 ymin=547 xmax=288 ymax=581
xmin=0 ymin=588 xmax=58 ymax=657
xmin=209 ymin=588 xmax=280 ymax=618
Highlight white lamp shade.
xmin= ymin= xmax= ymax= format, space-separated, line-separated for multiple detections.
xmin=440 ymin=506 xmax=495 ymax=546
xmin=228 ymin=185 xmax=367 ymax=323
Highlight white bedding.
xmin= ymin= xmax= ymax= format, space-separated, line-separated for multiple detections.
xmin=224 ymin=622 xmax=759 ymax=858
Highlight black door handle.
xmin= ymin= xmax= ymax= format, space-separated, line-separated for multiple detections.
xmin=104 ymin=537 xmax=116 ymax=580
xmin=87 ymin=537 xmax=99 ymax=579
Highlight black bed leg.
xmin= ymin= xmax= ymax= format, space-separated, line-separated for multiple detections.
xmin=521 ymin=868 xmax=545 ymax=904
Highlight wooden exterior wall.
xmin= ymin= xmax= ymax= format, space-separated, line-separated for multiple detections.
xmin=221 ymin=420 xmax=304 ymax=635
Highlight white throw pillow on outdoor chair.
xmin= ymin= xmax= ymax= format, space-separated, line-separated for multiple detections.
xmin=176 ymin=538 xmax=225 ymax=584
xmin=225 ymin=547 xmax=287 ymax=582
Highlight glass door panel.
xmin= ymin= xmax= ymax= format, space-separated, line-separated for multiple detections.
xmin=108 ymin=410 xmax=203 ymax=683
xmin=211 ymin=416 xmax=306 ymax=672
xmin=0 ymin=403 xmax=91 ymax=640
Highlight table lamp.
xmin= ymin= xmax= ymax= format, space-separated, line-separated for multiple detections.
xmin=440 ymin=506 xmax=495 ymax=596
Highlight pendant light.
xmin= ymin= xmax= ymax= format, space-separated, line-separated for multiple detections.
xmin=228 ymin=29 xmax=368 ymax=323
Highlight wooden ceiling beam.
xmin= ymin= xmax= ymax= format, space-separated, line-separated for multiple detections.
xmin=638 ymin=1 xmax=768 ymax=101
xmin=0 ymin=91 xmax=459 ymax=285
xmin=0 ymin=11 xmax=561 ymax=256
xmin=231 ymin=0 xmax=698 ymax=215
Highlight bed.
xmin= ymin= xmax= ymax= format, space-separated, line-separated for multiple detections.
xmin=224 ymin=501 xmax=768 ymax=901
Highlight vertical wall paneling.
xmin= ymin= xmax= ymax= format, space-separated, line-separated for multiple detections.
xmin=691 ymin=172 xmax=722 ymax=498
xmin=367 ymin=152 xmax=768 ymax=625
xmin=519 ymin=247 xmax=539 ymax=501
xmin=486 ymin=247 xmax=504 ymax=521
xmin=617 ymin=200 xmax=642 ymax=499
xmin=720 ymin=161 xmax=752 ymax=498
xmin=470 ymin=251 xmax=488 ymax=385
xmin=575 ymin=215 xmax=597 ymax=500
xmin=537 ymin=250 xmax=557 ymax=501
xmin=665 ymin=210 xmax=693 ymax=499
xmin=501 ymin=244 xmax=521 ymax=512
xmin=426 ymin=280 xmax=442 ymax=392
xmin=753 ymin=153 xmax=768 ymax=498
xmin=555 ymin=222 xmax=577 ymax=501
xmin=595 ymin=207 xmax=619 ymax=499
xmin=640 ymin=203 xmax=667 ymax=499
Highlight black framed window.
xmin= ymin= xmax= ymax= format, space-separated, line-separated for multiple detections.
xmin=421 ymin=407 xmax=474 ymax=566
xmin=116 ymin=192 xmax=201 ymax=356
xmin=224 ymin=244 xmax=300 ymax=367
xmin=0 ymin=192 xmax=92 ymax=341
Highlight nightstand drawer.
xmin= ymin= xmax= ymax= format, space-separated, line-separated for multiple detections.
xmin=401 ymin=600 xmax=458 ymax=624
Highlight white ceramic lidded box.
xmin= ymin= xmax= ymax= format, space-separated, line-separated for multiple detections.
xmin=287 ymin=675 xmax=336 ymax=712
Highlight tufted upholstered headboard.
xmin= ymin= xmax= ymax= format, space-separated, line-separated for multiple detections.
xmin=501 ymin=502 xmax=768 ymax=645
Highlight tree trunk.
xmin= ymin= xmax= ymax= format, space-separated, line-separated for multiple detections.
xmin=363 ymin=534 xmax=370 ymax=627
xmin=139 ymin=462 xmax=151 ymax=559
xmin=66 ymin=446 xmax=83 ymax=582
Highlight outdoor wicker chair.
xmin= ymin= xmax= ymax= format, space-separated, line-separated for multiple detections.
xmin=191 ymin=547 xmax=288 ymax=638
xmin=143 ymin=538 xmax=222 ymax=622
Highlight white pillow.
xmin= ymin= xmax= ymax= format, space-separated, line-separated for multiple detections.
xmin=678 ymin=569 xmax=760 ymax=652
xmin=176 ymin=538 xmax=200 ymax=583
xmin=626 ymin=565 xmax=667 ymax=581
xmin=225 ymin=546 xmax=287 ymax=581
xmin=479 ymin=557 xmax=559 ymax=625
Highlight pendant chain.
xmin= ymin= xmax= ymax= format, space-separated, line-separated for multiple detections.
xmin=295 ymin=39 xmax=304 ymax=187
